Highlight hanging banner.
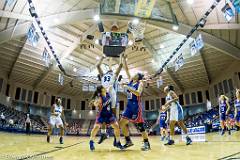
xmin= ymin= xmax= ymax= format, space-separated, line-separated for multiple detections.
xmin=82 ymin=84 xmax=89 ymax=91
xmin=58 ymin=73 xmax=64 ymax=86
xmin=157 ymin=76 xmax=163 ymax=88
xmin=174 ymin=53 xmax=184 ymax=71
xmin=27 ymin=24 xmax=40 ymax=47
xmin=89 ymin=84 xmax=96 ymax=92
xmin=190 ymin=34 xmax=204 ymax=56
xmin=42 ymin=48 xmax=50 ymax=67
xmin=6 ymin=0 xmax=15 ymax=6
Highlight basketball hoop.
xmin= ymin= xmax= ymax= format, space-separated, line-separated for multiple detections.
xmin=128 ymin=21 xmax=146 ymax=42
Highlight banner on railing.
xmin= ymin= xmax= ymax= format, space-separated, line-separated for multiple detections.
xmin=182 ymin=126 xmax=206 ymax=135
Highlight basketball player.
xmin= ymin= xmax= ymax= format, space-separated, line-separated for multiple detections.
xmin=89 ymin=85 xmax=123 ymax=151
xmin=25 ymin=114 xmax=31 ymax=135
xmin=150 ymin=105 xmax=169 ymax=141
xmin=163 ymin=85 xmax=192 ymax=145
xmin=47 ymin=98 xmax=67 ymax=144
xmin=219 ymin=94 xmax=231 ymax=135
xmin=96 ymin=54 xmax=123 ymax=144
xmin=119 ymin=55 xmax=150 ymax=151
xmin=234 ymin=89 xmax=240 ymax=127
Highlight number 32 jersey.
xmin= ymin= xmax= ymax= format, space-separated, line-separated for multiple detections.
xmin=101 ymin=72 xmax=116 ymax=89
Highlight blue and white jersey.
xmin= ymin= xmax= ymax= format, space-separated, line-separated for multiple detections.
xmin=219 ymin=100 xmax=227 ymax=114
xmin=235 ymin=99 xmax=240 ymax=114
xmin=101 ymin=71 xmax=116 ymax=89
xmin=166 ymin=92 xmax=183 ymax=121
xmin=160 ymin=111 xmax=167 ymax=122
xmin=53 ymin=104 xmax=63 ymax=117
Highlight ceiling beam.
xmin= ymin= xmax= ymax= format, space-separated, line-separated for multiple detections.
xmin=8 ymin=37 xmax=28 ymax=80
xmin=143 ymin=39 xmax=184 ymax=93
xmin=202 ymin=23 xmax=240 ymax=30
xmin=32 ymin=25 xmax=97 ymax=90
xmin=0 ymin=10 xmax=33 ymax=21
xmin=1 ymin=9 xmax=239 ymax=61
xmin=199 ymin=51 xmax=211 ymax=84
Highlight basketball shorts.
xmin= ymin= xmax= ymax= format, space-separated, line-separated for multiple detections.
xmin=170 ymin=104 xmax=184 ymax=121
xmin=220 ymin=113 xmax=226 ymax=121
xmin=159 ymin=120 xmax=167 ymax=129
xmin=96 ymin=114 xmax=116 ymax=125
xmin=236 ymin=114 xmax=240 ymax=122
xmin=49 ymin=116 xmax=63 ymax=127
xmin=122 ymin=100 xmax=144 ymax=123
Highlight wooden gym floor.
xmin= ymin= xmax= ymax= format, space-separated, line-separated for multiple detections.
xmin=0 ymin=131 xmax=240 ymax=160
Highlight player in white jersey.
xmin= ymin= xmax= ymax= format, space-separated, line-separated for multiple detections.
xmin=163 ymin=85 xmax=192 ymax=146
xmin=47 ymin=97 xmax=67 ymax=144
xmin=96 ymin=54 xmax=123 ymax=144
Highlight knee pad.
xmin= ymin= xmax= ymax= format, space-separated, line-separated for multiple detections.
xmin=136 ymin=123 xmax=145 ymax=132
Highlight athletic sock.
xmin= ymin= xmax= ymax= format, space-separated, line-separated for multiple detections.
xmin=125 ymin=136 xmax=131 ymax=142
xmin=101 ymin=129 xmax=107 ymax=134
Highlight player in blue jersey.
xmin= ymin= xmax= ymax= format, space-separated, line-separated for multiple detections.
xmin=96 ymin=54 xmax=123 ymax=144
xmin=163 ymin=85 xmax=192 ymax=145
xmin=89 ymin=85 xmax=123 ymax=151
xmin=219 ymin=94 xmax=231 ymax=135
xmin=234 ymin=89 xmax=240 ymax=128
xmin=119 ymin=55 xmax=150 ymax=151
xmin=151 ymin=105 xmax=169 ymax=141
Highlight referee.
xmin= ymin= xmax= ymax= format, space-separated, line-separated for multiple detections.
xmin=25 ymin=114 xmax=31 ymax=135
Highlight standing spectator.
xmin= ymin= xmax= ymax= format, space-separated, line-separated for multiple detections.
xmin=25 ymin=114 xmax=31 ymax=135
xmin=1 ymin=113 xmax=6 ymax=127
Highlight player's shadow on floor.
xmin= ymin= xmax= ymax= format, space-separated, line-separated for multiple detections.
xmin=91 ymin=149 xmax=142 ymax=153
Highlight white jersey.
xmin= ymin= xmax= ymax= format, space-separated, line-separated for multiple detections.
xmin=101 ymin=72 xmax=116 ymax=89
xmin=166 ymin=92 xmax=183 ymax=121
xmin=53 ymin=104 xmax=63 ymax=117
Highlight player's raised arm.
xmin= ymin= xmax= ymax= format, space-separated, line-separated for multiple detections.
xmin=124 ymin=81 xmax=143 ymax=97
xmin=97 ymin=56 xmax=105 ymax=77
xmin=123 ymin=54 xmax=131 ymax=80
xmin=114 ymin=53 xmax=123 ymax=78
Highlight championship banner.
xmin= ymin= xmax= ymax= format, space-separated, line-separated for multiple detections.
xmin=157 ymin=76 xmax=163 ymax=88
xmin=42 ymin=48 xmax=50 ymax=67
xmin=134 ymin=0 xmax=156 ymax=18
xmin=190 ymin=40 xmax=198 ymax=56
xmin=174 ymin=53 xmax=184 ymax=71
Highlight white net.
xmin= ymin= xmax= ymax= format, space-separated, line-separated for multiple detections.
xmin=128 ymin=21 xmax=146 ymax=41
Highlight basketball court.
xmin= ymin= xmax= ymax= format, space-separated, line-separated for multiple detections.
xmin=0 ymin=132 xmax=240 ymax=160
xmin=0 ymin=0 xmax=240 ymax=160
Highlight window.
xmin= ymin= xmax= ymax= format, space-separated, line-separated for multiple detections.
xmin=62 ymin=98 xmax=66 ymax=108
xmin=238 ymin=72 xmax=240 ymax=80
xmin=156 ymin=99 xmax=160 ymax=109
xmin=27 ymin=90 xmax=33 ymax=102
xmin=5 ymin=84 xmax=10 ymax=96
xmin=51 ymin=96 xmax=55 ymax=105
xmin=33 ymin=92 xmax=39 ymax=104
xmin=179 ymin=94 xmax=184 ymax=105
xmin=228 ymin=79 xmax=234 ymax=91
xmin=150 ymin=100 xmax=155 ymax=110
xmin=161 ymin=98 xmax=166 ymax=105
xmin=92 ymin=106 xmax=96 ymax=110
xmin=21 ymin=89 xmax=27 ymax=101
xmin=218 ymin=82 xmax=223 ymax=95
xmin=185 ymin=93 xmax=190 ymax=105
xmin=205 ymin=90 xmax=210 ymax=100
xmin=223 ymin=80 xmax=229 ymax=93
xmin=120 ymin=101 xmax=124 ymax=111
xmin=191 ymin=92 xmax=197 ymax=104
xmin=67 ymin=99 xmax=71 ymax=109
xmin=197 ymin=91 xmax=203 ymax=103
xmin=15 ymin=87 xmax=21 ymax=100
xmin=145 ymin=100 xmax=149 ymax=111
xmin=214 ymin=85 xmax=218 ymax=98
xmin=0 ymin=78 xmax=3 ymax=93
xmin=81 ymin=101 xmax=85 ymax=110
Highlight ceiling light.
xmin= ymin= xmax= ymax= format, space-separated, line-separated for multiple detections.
xmin=96 ymin=56 xmax=100 ymax=60
xmin=187 ymin=0 xmax=194 ymax=5
xmin=160 ymin=44 xmax=165 ymax=49
xmin=93 ymin=15 xmax=100 ymax=21
xmin=70 ymin=56 xmax=73 ymax=60
xmin=172 ymin=25 xmax=179 ymax=31
xmin=73 ymin=68 xmax=77 ymax=72
xmin=132 ymin=18 xmax=139 ymax=25
xmin=95 ymin=39 xmax=99 ymax=45
xmin=128 ymin=40 xmax=133 ymax=46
